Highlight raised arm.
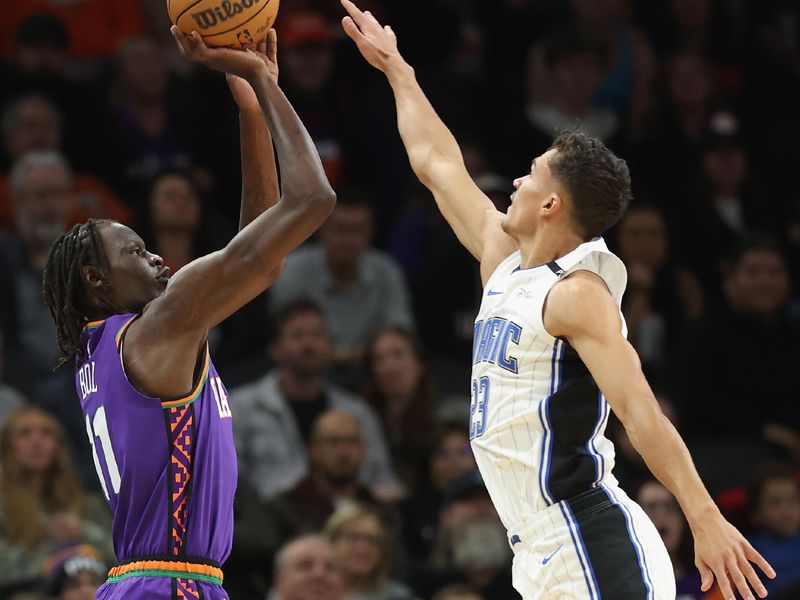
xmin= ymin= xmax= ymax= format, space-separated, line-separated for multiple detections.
xmin=124 ymin=31 xmax=335 ymax=399
xmin=340 ymin=0 xmax=515 ymax=267
xmin=545 ymin=272 xmax=775 ymax=600
xmin=228 ymin=30 xmax=281 ymax=230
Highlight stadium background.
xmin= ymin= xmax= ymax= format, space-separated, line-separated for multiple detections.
xmin=0 ymin=0 xmax=798 ymax=598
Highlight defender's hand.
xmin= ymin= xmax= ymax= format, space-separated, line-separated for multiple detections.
xmin=340 ymin=0 xmax=402 ymax=72
xmin=693 ymin=513 xmax=775 ymax=600
xmin=227 ymin=29 xmax=279 ymax=110
xmin=171 ymin=26 xmax=266 ymax=81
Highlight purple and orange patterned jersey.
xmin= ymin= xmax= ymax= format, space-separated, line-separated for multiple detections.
xmin=76 ymin=313 xmax=237 ymax=566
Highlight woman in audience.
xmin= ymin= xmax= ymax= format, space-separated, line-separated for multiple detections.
xmin=636 ymin=479 xmax=705 ymax=599
xmin=325 ymin=504 xmax=414 ymax=600
xmin=363 ymin=327 xmax=440 ymax=488
xmin=0 ymin=406 xmax=112 ymax=591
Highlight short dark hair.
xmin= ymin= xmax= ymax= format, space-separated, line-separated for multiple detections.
xmin=542 ymin=26 xmax=613 ymax=69
xmin=273 ymin=297 xmax=326 ymax=336
xmin=728 ymin=234 xmax=785 ymax=270
xmin=549 ymin=130 xmax=632 ymax=239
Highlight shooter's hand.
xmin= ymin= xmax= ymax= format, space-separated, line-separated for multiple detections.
xmin=340 ymin=0 xmax=402 ymax=73
xmin=171 ymin=26 xmax=266 ymax=82
xmin=227 ymin=29 xmax=279 ymax=111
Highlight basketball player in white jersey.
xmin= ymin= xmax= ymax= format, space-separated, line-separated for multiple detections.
xmin=340 ymin=2 xmax=776 ymax=599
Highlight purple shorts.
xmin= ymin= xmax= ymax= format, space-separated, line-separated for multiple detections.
xmin=96 ymin=577 xmax=229 ymax=599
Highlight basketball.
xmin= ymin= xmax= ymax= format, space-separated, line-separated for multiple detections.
xmin=167 ymin=0 xmax=280 ymax=49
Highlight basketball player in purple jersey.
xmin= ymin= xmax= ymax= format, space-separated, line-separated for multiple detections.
xmin=42 ymin=31 xmax=336 ymax=599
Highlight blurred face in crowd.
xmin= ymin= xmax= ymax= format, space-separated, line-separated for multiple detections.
xmin=551 ymin=51 xmax=606 ymax=106
xmin=617 ymin=207 xmax=669 ymax=269
xmin=60 ymin=570 xmax=103 ymax=600
xmin=321 ymin=205 xmax=373 ymax=270
xmin=637 ymin=481 xmax=686 ymax=556
xmin=4 ymin=97 xmax=61 ymax=160
xmin=330 ymin=513 xmax=385 ymax=581
xmin=667 ymin=54 xmax=711 ymax=112
xmin=571 ymin=0 xmax=630 ymax=28
xmin=309 ymin=411 xmax=364 ymax=486
xmin=8 ymin=409 xmax=59 ymax=475
xmin=442 ymin=493 xmax=511 ymax=573
xmin=754 ymin=478 xmax=800 ymax=539
xmin=725 ymin=249 xmax=789 ymax=318
xmin=430 ymin=431 xmax=475 ymax=492
xmin=505 ymin=148 xmax=568 ymax=239
xmin=275 ymin=537 xmax=342 ymax=600
xmin=13 ymin=159 xmax=72 ymax=250
xmin=273 ymin=311 xmax=333 ymax=377
xmin=150 ymin=174 xmax=201 ymax=233
xmin=283 ymin=42 xmax=335 ymax=96
xmin=703 ymin=143 xmax=748 ymax=195
xmin=368 ymin=331 xmax=422 ymax=400
xmin=118 ymin=37 xmax=169 ymax=100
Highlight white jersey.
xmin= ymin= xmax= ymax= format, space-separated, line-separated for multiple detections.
xmin=470 ymin=237 xmax=628 ymax=533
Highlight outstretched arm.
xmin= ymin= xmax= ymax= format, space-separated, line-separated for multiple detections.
xmin=228 ymin=30 xmax=281 ymax=230
xmin=340 ymin=0 xmax=515 ymax=269
xmin=125 ymin=31 xmax=335 ymax=399
xmin=545 ymin=271 xmax=775 ymax=600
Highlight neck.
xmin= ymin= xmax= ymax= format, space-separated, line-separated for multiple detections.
xmin=341 ymin=572 xmax=375 ymax=595
xmin=551 ymin=94 xmax=592 ymax=120
xmin=677 ymin=108 xmax=706 ymax=139
xmin=517 ymin=227 xmax=585 ymax=269
xmin=280 ymin=370 xmax=324 ymax=400
xmin=22 ymin=472 xmax=46 ymax=498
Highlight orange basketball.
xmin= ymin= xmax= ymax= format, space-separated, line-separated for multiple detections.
xmin=167 ymin=0 xmax=280 ymax=49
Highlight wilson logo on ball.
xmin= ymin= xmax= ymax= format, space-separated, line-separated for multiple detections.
xmin=191 ymin=0 xmax=263 ymax=29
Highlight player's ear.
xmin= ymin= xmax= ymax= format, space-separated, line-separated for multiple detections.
xmin=82 ymin=265 xmax=109 ymax=290
xmin=542 ymin=192 xmax=561 ymax=214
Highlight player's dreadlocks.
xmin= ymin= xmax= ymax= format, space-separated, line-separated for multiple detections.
xmin=42 ymin=219 xmax=116 ymax=368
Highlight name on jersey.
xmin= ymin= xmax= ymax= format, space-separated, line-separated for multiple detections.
xmin=79 ymin=361 xmax=98 ymax=399
xmin=473 ymin=317 xmax=521 ymax=374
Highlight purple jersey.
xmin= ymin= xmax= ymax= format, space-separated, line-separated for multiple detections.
xmin=76 ymin=314 xmax=237 ymax=567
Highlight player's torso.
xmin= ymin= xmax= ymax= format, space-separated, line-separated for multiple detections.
xmin=77 ymin=315 xmax=237 ymax=564
xmin=470 ymin=240 xmax=626 ymax=532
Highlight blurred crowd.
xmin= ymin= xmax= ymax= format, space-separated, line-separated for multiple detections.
xmin=0 ymin=0 xmax=799 ymax=598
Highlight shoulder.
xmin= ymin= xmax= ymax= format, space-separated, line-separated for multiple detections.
xmin=363 ymin=248 xmax=404 ymax=275
xmin=329 ymin=386 xmax=379 ymax=420
xmin=545 ymin=271 xmax=620 ymax=339
xmin=230 ymin=371 xmax=281 ymax=407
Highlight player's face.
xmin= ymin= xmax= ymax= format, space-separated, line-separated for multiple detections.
xmin=503 ymin=148 xmax=562 ymax=239
xmin=97 ymin=223 xmax=170 ymax=313
xmin=276 ymin=538 xmax=341 ymax=600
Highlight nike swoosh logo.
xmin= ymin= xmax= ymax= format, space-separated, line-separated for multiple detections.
xmin=542 ymin=544 xmax=563 ymax=565
xmin=487 ymin=289 xmax=504 ymax=296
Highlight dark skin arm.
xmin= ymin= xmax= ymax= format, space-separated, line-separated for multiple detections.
xmin=124 ymin=31 xmax=336 ymax=399
xmin=231 ymin=29 xmax=280 ymax=230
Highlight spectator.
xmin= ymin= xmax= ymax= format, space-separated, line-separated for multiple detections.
xmin=0 ymin=406 xmax=112 ymax=592
xmin=270 ymin=192 xmax=415 ymax=381
xmin=747 ymin=464 xmax=800 ymax=595
xmin=401 ymin=424 xmax=476 ymax=566
xmin=636 ymin=480 xmax=705 ymax=599
xmin=271 ymin=534 xmax=342 ymax=600
xmin=45 ymin=545 xmax=105 ymax=600
xmin=324 ymin=504 xmax=414 ymax=600
xmin=232 ymin=298 xmax=401 ymax=501
xmin=272 ymin=410 xmax=377 ymax=539
xmin=615 ymin=204 xmax=703 ymax=369
xmin=363 ymin=327 xmax=439 ymax=487
xmin=0 ymin=332 xmax=25 ymax=425
xmin=410 ymin=470 xmax=515 ymax=600
xmin=669 ymin=238 xmax=800 ymax=489
xmin=491 ymin=26 xmax=618 ymax=179
xmin=431 ymin=584 xmax=482 ymax=600
xmin=0 ymin=95 xmax=130 ymax=230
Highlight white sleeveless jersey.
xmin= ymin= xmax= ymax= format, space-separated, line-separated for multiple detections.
xmin=470 ymin=237 xmax=628 ymax=533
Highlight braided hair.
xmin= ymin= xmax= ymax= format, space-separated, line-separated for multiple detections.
xmin=42 ymin=219 xmax=116 ymax=368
